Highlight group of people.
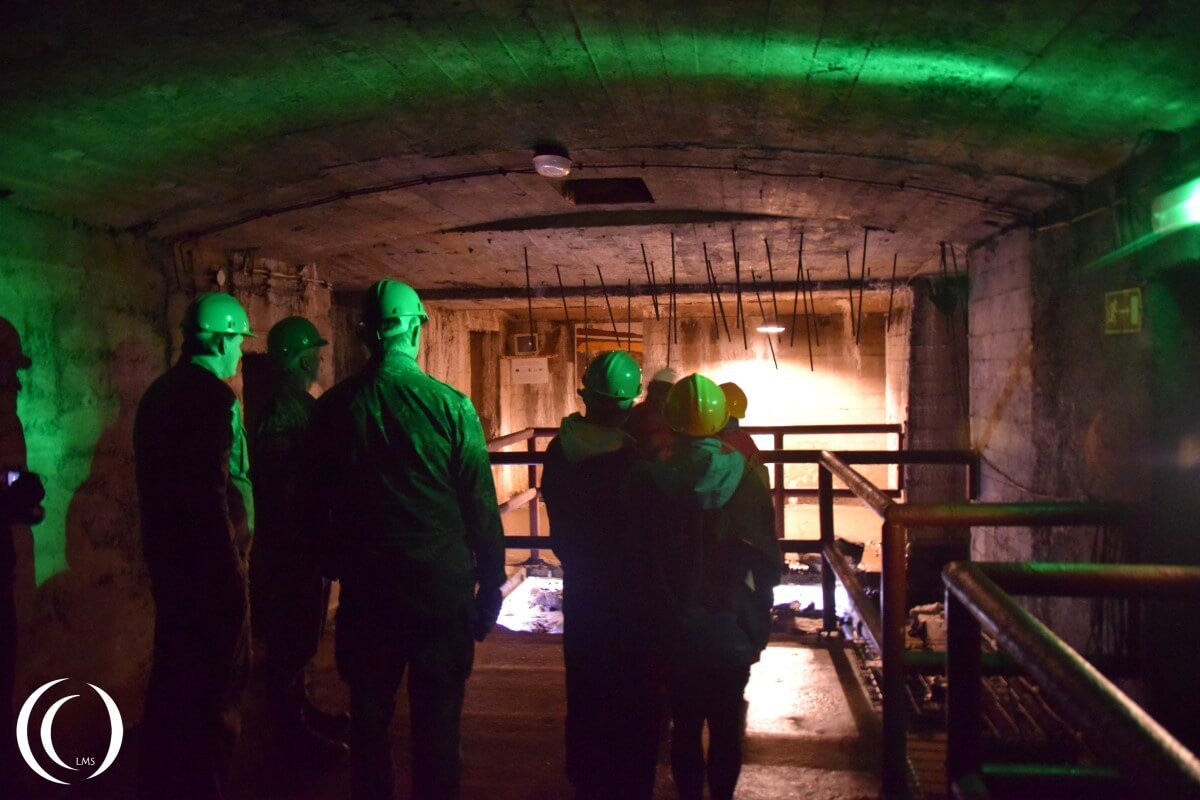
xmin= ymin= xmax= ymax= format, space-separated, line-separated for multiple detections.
xmin=4 ymin=277 xmax=780 ymax=800
xmin=132 ymin=281 xmax=505 ymax=800
xmin=544 ymin=353 xmax=781 ymax=800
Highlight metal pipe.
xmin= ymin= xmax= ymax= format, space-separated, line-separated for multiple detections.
xmin=823 ymin=543 xmax=883 ymax=652
xmin=887 ymin=502 xmax=1123 ymax=527
xmin=856 ymin=228 xmax=869 ymax=346
xmin=555 ymin=265 xmax=572 ymax=346
xmin=641 ymin=242 xmax=660 ymax=320
xmin=704 ymin=243 xmax=733 ymax=342
xmin=820 ymin=451 xmax=894 ymax=518
xmin=886 ymin=252 xmax=898 ymax=332
xmin=808 ymin=268 xmax=822 ymax=346
xmin=819 ymin=467 xmax=837 ymax=632
xmin=670 ymin=231 xmax=678 ymax=345
xmin=789 ymin=234 xmax=802 ymax=348
xmin=497 ymin=487 xmax=539 ymax=515
xmin=971 ymin=562 xmax=1200 ymax=598
xmin=493 ymin=446 xmax=972 ymax=467
xmin=526 ymin=435 xmax=541 ymax=561
xmin=583 ymin=278 xmax=590 ymax=364
xmin=880 ymin=521 xmax=908 ymax=798
xmin=734 ymin=242 xmax=748 ymax=349
xmin=765 ymin=238 xmax=782 ymax=344
xmin=486 ymin=428 xmax=536 ymax=452
xmin=943 ymin=562 xmax=1200 ymax=793
xmin=773 ymin=432 xmax=785 ymax=538
xmin=702 ymin=249 xmax=721 ymax=338
xmin=626 ymin=279 xmax=632 ymax=351
xmin=946 ymin=589 xmax=983 ymax=782
xmin=595 ymin=265 xmax=623 ymax=350
xmin=750 ymin=270 xmax=778 ymax=369
xmin=844 ymin=250 xmax=856 ymax=341
xmin=524 ymin=247 xmax=535 ymax=338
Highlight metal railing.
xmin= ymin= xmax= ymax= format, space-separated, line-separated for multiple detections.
xmin=486 ymin=423 xmax=915 ymax=552
xmin=817 ymin=451 xmax=1125 ymax=798
xmin=943 ymin=562 xmax=1200 ymax=797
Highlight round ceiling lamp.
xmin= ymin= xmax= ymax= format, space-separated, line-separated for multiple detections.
xmin=532 ymin=153 xmax=573 ymax=178
xmin=756 ymin=321 xmax=786 ymax=334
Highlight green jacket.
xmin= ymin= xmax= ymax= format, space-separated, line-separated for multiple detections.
xmin=302 ymin=350 xmax=505 ymax=619
xmin=622 ymin=436 xmax=781 ymax=664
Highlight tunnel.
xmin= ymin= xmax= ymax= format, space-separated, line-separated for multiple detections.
xmin=2 ymin=1 xmax=1200 ymax=798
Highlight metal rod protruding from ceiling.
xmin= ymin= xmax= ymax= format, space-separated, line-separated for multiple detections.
xmin=844 ymin=250 xmax=856 ymax=341
xmin=670 ymin=231 xmax=678 ymax=346
xmin=555 ymin=264 xmax=572 ymax=345
xmin=856 ymin=227 xmax=869 ymax=346
xmin=626 ymin=279 xmax=632 ymax=352
xmin=808 ymin=268 xmax=821 ymax=347
xmin=765 ymin=238 xmax=782 ymax=346
xmin=702 ymin=245 xmax=721 ymax=339
xmin=641 ymin=242 xmax=660 ymax=320
xmin=582 ymin=278 xmax=590 ymax=364
xmin=733 ymin=230 xmax=748 ymax=350
xmin=595 ymin=264 xmax=622 ymax=350
xmin=704 ymin=242 xmax=732 ymax=343
xmin=751 ymin=270 xmax=778 ymax=370
xmin=886 ymin=252 xmax=898 ymax=332
xmin=524 ymin=247 xmax=535 ymax=339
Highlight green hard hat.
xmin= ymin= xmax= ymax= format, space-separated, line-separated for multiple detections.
xmin=581 ymin=350 xmax=642 ymax=408
xmin=665 ymin=373 xmax=729 ymax=437
xmin=267 ymin=316 xmax=327 ymax=365
xmin=361 ymin=280 xmax=428 ymax=335
xmin=182 ymin=293 xmax=255 ymax=337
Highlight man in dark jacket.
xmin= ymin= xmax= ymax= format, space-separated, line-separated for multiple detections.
xmin=134 ymin=292 xmax=256 ymax=800
xmin=622 ymin=374 xmax=781 ymax=800
xmin=303 ymin=280 xmax=505 ymax=800
xmin=541 ymin=350 xmax=660 ymax=800
xmin=249 ymin=315 xmax=346 ymax=760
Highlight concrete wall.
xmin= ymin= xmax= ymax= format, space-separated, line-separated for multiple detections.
xmin=0 ymin=207 xmax=333 ymax=728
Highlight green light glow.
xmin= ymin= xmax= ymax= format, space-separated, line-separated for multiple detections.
xmin=1152 ymin=177 xmax=1200 ymax=234
xmin=0 ymin=15 xmax=1195 ymax=213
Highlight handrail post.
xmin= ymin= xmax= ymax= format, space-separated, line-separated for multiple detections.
xmin=897 ymin=426 xmax=906 ymax=495
xmin=774 ymin=431 xmax=785 ymax=538
xmin=819 ymin=465 xmax=837 ymax=632
xmin=946 ymin=589 xmax=982 ymax=784
xmin=881 ymin=520 xmax=909 ymax=798
xmin=527 ymin=434 xmax=540 ymax=562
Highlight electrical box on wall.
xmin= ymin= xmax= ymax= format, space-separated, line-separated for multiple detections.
xmin=510 ymin=333 xmax=540 ymax=356
xmin=510 ymin=357 xmax=550 ymax=385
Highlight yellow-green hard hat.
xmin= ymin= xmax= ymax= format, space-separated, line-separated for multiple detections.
xmin=720 ymin=381 xmax=748 ymax=419
xmin=666 ymin=373 xmax=729 ymax=437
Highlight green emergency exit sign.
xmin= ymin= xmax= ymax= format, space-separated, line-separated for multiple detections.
xmin=1104 ymin=288 xmax=1142 ymax=335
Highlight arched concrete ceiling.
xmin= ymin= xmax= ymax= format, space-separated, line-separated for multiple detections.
xmin=1 ymin=0 xmax=1197 ymax=289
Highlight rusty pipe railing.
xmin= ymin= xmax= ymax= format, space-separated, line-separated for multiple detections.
xmin=943 ymin=562 xmax=1200 ymax=796
xmin=815 ymin=450 xmax=1123 ymax=799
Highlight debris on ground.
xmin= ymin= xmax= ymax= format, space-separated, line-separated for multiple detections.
xmin=497 ymin=576 xmax=564 ymax=634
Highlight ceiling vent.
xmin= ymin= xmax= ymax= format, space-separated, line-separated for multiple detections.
xmin=561 ymin=177 xmax=654 ymax=205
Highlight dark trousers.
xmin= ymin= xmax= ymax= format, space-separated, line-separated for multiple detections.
xmin=0 ymin=576 xmax=15 ymax=796
xmin=337 ymin=606 xmax=474 ymax=800
xmin=138 ymin=591 xmax=251 ymax=800
xmin=563 ymin=624 xmax=660 ymax=800
xmin=669 ymin=664 xmax=751 ymax=800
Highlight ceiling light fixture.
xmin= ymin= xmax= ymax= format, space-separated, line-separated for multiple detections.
xmin=533 ymin=153 xmax=573 ymax=179
xmin=756 ymin=322 xmax=786 ymax=334
xmin=1151 ymin=176 xmax=1200 ymax=234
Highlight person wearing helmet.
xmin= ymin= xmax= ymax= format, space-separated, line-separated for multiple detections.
xmin=248 ymin=316 xmax=347 ymax=762
xmin=624 ymin=365 xmax=678 ymax=460
xmin=134 ymin=292 xmax=256 ymax=799
xmin=541 ymin=351 xmax=660 ymax=800
xmin=301 ymin=280 xmax=505 ymax=800
xmin=717 ymin=381 xmax=768 ymax=487
xmin=621 ymin=374 xmax=781 ymax=800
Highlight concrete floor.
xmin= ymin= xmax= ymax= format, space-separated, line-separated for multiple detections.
xmin=232 ymin=628 xmax=881 ymax=800
xmin=24 ymin=627 xmax=880 ymax=799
